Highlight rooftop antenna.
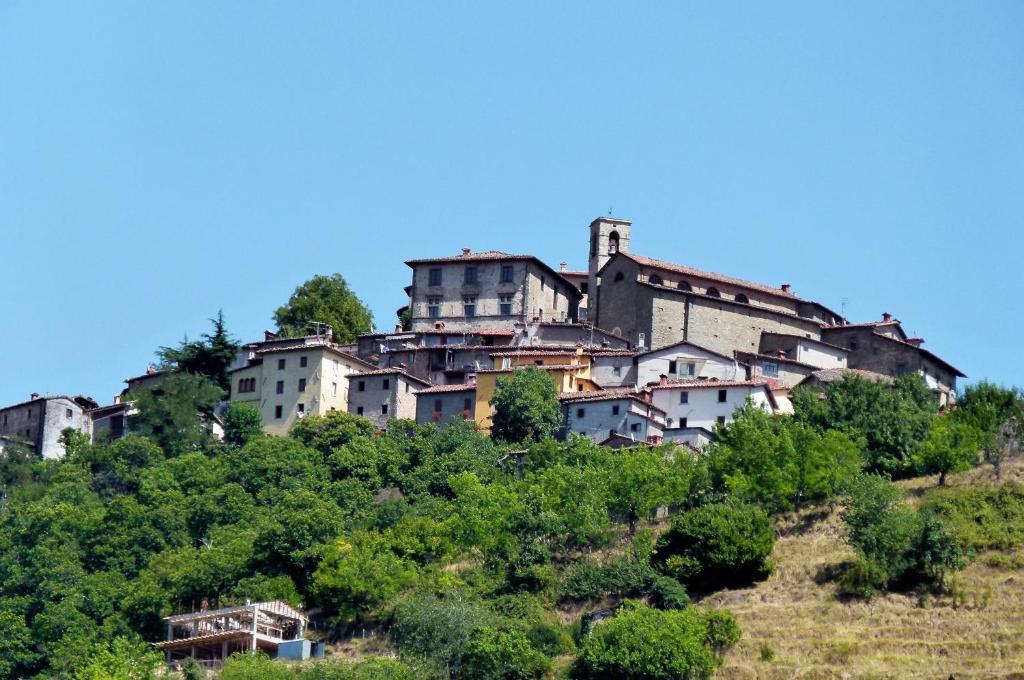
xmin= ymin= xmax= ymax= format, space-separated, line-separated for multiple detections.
xmin=608 ymin=206 xmax=613 ymax=215
xmin=840 ymin=297 xmax=850 ymax=319
xmin=308 ymin=321 xmax=333 ymax=339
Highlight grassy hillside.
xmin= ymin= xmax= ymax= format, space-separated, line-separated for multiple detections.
xmin=706 ymin=461 xmax=1024 ymax=679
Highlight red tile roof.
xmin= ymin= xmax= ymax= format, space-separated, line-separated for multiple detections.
xmin=349 ymin=368 xmax=431 ymax=386
xmin=415 ymin=383 xmax=477 ymax=394
xmin=646 ymin=378 xmax=772 ymax=391
xmin=621 ymin=253 xmax=798 ymax=300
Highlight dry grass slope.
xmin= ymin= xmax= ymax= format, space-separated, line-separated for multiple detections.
xmin=705 ymin=461 xmax=1024 ymax=680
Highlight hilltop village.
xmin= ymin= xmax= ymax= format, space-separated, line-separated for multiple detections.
xmin=0 ymin=216 xmax=963 ymax=458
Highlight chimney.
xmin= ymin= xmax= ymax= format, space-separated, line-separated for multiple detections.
xmin=781 ymin=283 xmax=791 ymax=293
xmin=906 ymin=337 xmax=925 ymax=347
xmin=146 ymin=365 xmax=158 ymax=375
xmin=30 ymin=392 xmax=39 ymax=400
xmin=395 ymin=324 xmax=402 ymax=333
xmin=882 ymin=312 xmax=892 ymax=322
xmin=659 ymin=374 xmax=669 ymax=386
xmin=264 ymin=330 xmax=277 ymax=341
xmin=560 ymin=262 xmax=567 ymax=272
xmin=461 ymin=247 xmax=471 ymax=256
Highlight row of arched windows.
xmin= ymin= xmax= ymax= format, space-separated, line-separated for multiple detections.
xmin=638 ymin=273 xmax=750 ymax=304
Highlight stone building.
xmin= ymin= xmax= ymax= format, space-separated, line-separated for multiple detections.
xmin=229 ymin=333 xmax=376 ymax=436
xmin=414 ymin=383 xmax=476 ymax=427
xmin=558 ymin=389 xmax=665 ymax=445
xmin=821 ymin=315 xmax=964 ymax=407
xmin=0 ymin=393 xmax=97 ymax=459
xmin=405 ymin=250 xmax=582 ymax=332
xmin=346 ymin=368 xmax=429 ymax=429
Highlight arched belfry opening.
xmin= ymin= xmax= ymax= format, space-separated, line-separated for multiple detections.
xmin=608 ymin=230 xmax=620 ymax=255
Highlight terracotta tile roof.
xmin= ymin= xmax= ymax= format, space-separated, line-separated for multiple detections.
xmin=349 ymin=368 xmax=432 ymax=386
xmin=734 ymin=351 xmax=819 ymax=371
xmin=476 ymin=364 xmax=580 ymax=373
xmin=0 ymin=394 xmax=97 ymax=412
xmin=488 ymin=345 xmax=637 ymax=358
xmin=620 ymin=253 xmax=798 ymax=300
xmin=635 ymin=339 xmax=740 ymax=363
xmin=646 ymin=378 xmax=772 ymax=391
xmin=805 ymin=368 xmax=894 ymax=385
xmin=559 ymin=270 xmax=588 ymax=277
xmin=559 ymin=389 xmax=668 ymax=413
xmin=360 ymin=329 xmax=517 ymax=339
xmin=415 ymin=383 xmax=477 ymax=394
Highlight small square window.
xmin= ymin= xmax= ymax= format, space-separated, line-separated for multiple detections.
xmin=358 ymin=381 xmax=366 ymax=392
xmin=630 ymin=422 xmax=641 ymax=432
xmin=382 ymin=378 xmax=390 ymax=390
xmin=717 ymin=415 xmax=726 ymax=425
xmin=434 ymin=399 xmax=443 ymax=412
xmin=679 ymin=417 xmax=687 ymax=428
xmin=276 ymin=380 xmax=284 ymax=395
xmin=718 ymin=389 xmax=727 ymax=403
xmin=464 ymin=267 xmax=478 ymax=284
xmin=65 ymin=408 xmax=73 ymax=418
xmin=428 ymin=297 xmax=441 ymax=318
xmin=499 ymin=295 xmax=513 ymax=316
xmin=278 ymin=358 xmax=286 ymax=370
xmin=576 ymin=407 xmax=586 ymax=418
xmin=679 ymin=391 xmax=689 ymax=404
xmin=612 ymin=366 xmax=621 ymax=377
xmin=611 ymin=405 xmax=620 ymax=416
xmin=298 ymin=378 xmax=306 ymax=392
xmin=429 ymin=268 xmax=442 ymax=286
xmin=684 ymin=362 xmax=696 ymax=377
xmin=381 ymin=404 xmax=389 ymax=415
xmin=668 ymin=360 xmax=677 ymax=374
xmin=300 ymin=356 xmax=308 ymax=368
xmin=463 ymin=398 xmax=472 ymax=411
xmin=500 ymin=265 xmax=514 ymax=283
xmin=274 ymin=405 xmax=283 ymax=419
xmin=463 ymin=296 xmax=476 ymax=317
xmin=357 ymin=406 xmax=364 ymax=415
xmin=297 ymin=403 xmax=305 ymax=413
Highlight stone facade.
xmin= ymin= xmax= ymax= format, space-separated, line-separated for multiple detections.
xmin=406 ymin=251 xmax=580 ymax=332
xmin=414 ymin=385 xmax=476 ymax=426
xmin=559 ymin=392 xmax=664 ymax=444
xmin=0 ymin=394 xmax=96 ymax=459
xmin=346 ymin=369 xmax=428 ymax=429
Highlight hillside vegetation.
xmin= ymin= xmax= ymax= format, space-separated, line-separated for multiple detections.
xmin=0 ymin=345 xmax=1021 ymax=679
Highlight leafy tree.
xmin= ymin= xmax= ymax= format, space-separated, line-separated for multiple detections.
xmin=0 ymin=609 xmax=36 ymax=680
xmin=913 ymin=416 xmax=981 ymax=486
xmin=490 ymin=367 xmax=561 ymax=444
xmin=274 ymin=274 xmax=373 ymax=343
xmin=158 ymin=311 xmax=240 ymax=391
xmin=460 ymin=626 xmax=551 ymax=680
xmin=223 ymin=402 xmax=263 ymax=447
xmin=300 ymin=657 xmax=423 ymax=680
xmin=219 ymin=651 xmax=292 ymax=680
xmin=291 ymin=409 xmax=377 ymax=456
xmin=655 ymin=503 xmax=774 ymax=591
xmin=128 ymin=373 xmax=223 ymax=457
xmin=392 ymin=593 xmax=496 ymax=672
xmin=793 ymin=373 xmax=936 ymax=477
xmin=572 ymin=602 xmax=738 ymax=680
xmin=955 ymin=381 xmax=1021 ymax=439
xmin=73 ymin=636 xmax=163 ymax=680
xmin=985 ymin=416 xmax=1021 ymax=481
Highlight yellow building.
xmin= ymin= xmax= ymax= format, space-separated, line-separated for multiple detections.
xmin=473 ymin=347 xmax=599 ymax=434
xmin=229 ymin=337 xmax=376 ymax=436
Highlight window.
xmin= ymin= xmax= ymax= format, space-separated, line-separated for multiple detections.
xmin=677 ymin=280 xmax=691 ymax=291
xmin=276 ymin=380 xmax=284 ymax=395
xmin=614 ymin=272 xmax=625 ymax=282
xmin=464 ymin=267 xmax=477 ymax=284
xmin=850 ymin=340 xmax=859 ymax=351
xmin=357 ymin=406 xmax=364 ymax=415
xmin=65 ymin=408 xmax=73 ymax=418
xmin=500 ymin=295 xmax=513 ymax=316
xmin=381 ymin=404 xmax=389 ymax=415
xmin=735 ymin=293 xmax=749 ymax=304
xmin=717 ymin=416 xmax=727 ymax=425
xmin=679 ymin=417 xmax=687 ymax=429
xmin=706 ymin=287 xmax=721 ymax=298
xmin=297 ymin=403 xmax=305 ymax=413
xmin=382 ymin=378 xmax=390 ymax=390
xmin=580 ymin=282 xmax=589 ymax=295
xmin=649 ymin=274 xmax=663 ymax=285
xmin=668 ymin=360 xmax=677 ymax=375
xmin=463 ymin=296 xmax=476 ymax=317
xmin=501 ymin=357 xmax=512 ymax=369
xmin=680 ymin=391 xmax=689 ymax=404
xmin=576 ymin=408 xmax=586 ymax=418
xmin=718 ymin=389 xmax=727 ymax=402
xmin=278 ymin=358 xmax=286 ymax=369
xmin=683 ymin=362 xmax=696 ymax=377
xmin=501 ymin=264 xmax=514 ymax=283
xmin=238 ymin=378 xmax=245 ymax=393
xmin=274 ymin=405 xmax=283 ymax=419
xmin=540 ymin=276 xmax=545 ymax=290
xmin=612 ymin=404 xmax=620 ymax=416
xmin=612 ymin=365 xmax=621 ymax=377
xmin=429 ymin=268 xmax=442 ymax=286
xmin=463 ymin=398 xmax=472 ymax=412
xmin=332 ymin=382 xmax=338 ymax=396
xmin=358 ymin=380 xmax=366 ymax=392
xmin=534 ymin=360 xmax=544 ymax=366
xmin=433 ymin=399 xmax=443 ymax=413
xmin=428 ymin=296 xmax=441 ymax=318
xmin=630 ymin=422 xmax=641 ymax=432
xmin=300 ymin=356 xmax=308 ymax=368
xmin=298 ymin=378 xmax=307 ymax=392
xmin=762 ymin=362 xmax=779 ymax=378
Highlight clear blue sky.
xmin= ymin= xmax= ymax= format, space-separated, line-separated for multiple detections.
xmin=2 ymin=2 xmax=1022 ymax=406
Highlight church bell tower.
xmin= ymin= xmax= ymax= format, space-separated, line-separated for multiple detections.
xmin=587 ymin=216 xmax=631 ymax=324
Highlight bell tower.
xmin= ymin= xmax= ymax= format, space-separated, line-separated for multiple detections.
xmin=587 ymin=216 xmax=631 ymax=324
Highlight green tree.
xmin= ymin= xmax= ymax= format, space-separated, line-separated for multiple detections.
xmin=157 ymin=311 xmax=240 ymax=391
xmin=73 ymin=636 xmax=163 ymax=680
xmin=223 ymin=402 xmax=263 ymax=447
xmin=291 ymin=409 xmax=377 ymax=456
xmin=274 ymin=274 xmax=373 ymax=343
xmin=460 ymin=626 xmax=551 ymax=680
xmin=219 ymin=651 xmax=291 ymax=680
xmin=655 ymin=503 xmax=775 ymax=591
xmin=489 ymin=367 xmax=561 ymax=444
xmin=572 ymin=602 xmax=738 ymax=680
xmin=913 ymin=416 xmax=981 ymax=486
xmin=0 ymin=609 xmax=36 ymax=680
xmin=128 ymin=373 xmax=223 ymax=457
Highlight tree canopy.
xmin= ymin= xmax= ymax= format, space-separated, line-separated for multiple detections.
xmin=157 ymin=311 xmax=240 ymax=391
xmin=274 ymin=274 xmax=374 ymax=343
xmin=489 ymin=367 xmax=561 ymax=444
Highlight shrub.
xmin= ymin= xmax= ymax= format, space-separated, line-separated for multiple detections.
xmin=560 ymin=556 xmax=653 ymax=602
xmin=655 ymin=503 xmax=774 ymax=590
xmin=646 ymin=575 xmax=690 ymax=610
xmin=299 ymin=657 xmax=423 ymax=680
xmin=920 ymin=482 xmax=1024 ymax=552
xmin=219 ymin=651 xmax=292 ymax=680
xmin=572 ymin=602 xmax=738 ymax=680
xmin=391 ymin=593 xmax=496 ymax=672
xmin=459 ymin=626 xmax=551 ymax=680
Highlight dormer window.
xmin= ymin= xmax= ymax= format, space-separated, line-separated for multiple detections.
xmin=706 ymin=287 xmax=721 ymax=298
xmin=649 ymin=274 xmax=663 ymax=285
xmin=677 ymin=280 xmax=691 ymax=291
xmin=735 ymin=293 xmax=749 ymax=304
